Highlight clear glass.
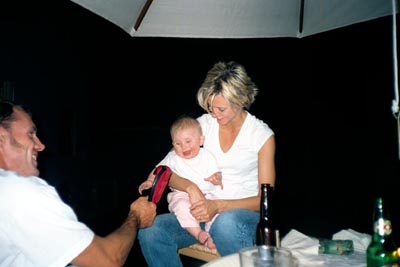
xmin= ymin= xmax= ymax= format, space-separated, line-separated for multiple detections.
xmin=239 ymin=245 xmax=298 ymax=267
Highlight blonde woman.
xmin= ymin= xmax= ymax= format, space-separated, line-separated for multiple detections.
xmin=139 ymin=61 xmax=275 ymax=267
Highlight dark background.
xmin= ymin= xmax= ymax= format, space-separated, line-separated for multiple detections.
xmin=1 ymin=1 xmax=400 ymax=266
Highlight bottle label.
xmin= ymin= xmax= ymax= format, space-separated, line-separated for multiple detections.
xmin=374 ymin=219 xmax=392 ymax=236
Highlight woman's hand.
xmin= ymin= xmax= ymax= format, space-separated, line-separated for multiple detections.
xmin=169 ymin=172 xmax=220 ymax=222
xmin=190 ymin=199 xmax=219 ymax=222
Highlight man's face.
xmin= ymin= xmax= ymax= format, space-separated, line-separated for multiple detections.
xmin=0 ymin=108 xmax=45 ymax=176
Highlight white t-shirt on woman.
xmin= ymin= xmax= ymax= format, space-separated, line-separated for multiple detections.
xmin=197 ymin=112 xmax=274 ymax=200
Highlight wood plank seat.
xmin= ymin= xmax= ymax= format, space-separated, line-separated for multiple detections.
xmin=178 ymin=243 xmax=220 ymax=262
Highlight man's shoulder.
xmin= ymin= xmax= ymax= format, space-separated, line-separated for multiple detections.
xmin=0 ymin=171 xmax=49 ymax=204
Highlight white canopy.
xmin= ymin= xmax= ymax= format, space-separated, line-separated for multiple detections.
xmin=69 ymin=0 xmax=393 ymax=38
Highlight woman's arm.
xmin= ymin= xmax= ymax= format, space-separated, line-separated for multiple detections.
xmin=169 ymin=171 xmax=205 ymax=204
xmin=192 ymin=197 xmax=260 ymax=222
xmin=192 ymin=135 xmax=276 ymax=221
xmin=258 ymin=135 xmax=276 ymax=187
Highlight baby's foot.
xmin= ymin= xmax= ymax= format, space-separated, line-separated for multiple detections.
xmin=197 ymin=231 xmax=216 ymax=250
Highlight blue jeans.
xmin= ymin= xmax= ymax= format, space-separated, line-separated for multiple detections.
xmin=138 ymin=209 xmax=258 ymax=267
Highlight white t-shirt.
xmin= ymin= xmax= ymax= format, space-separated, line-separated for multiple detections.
xmin=159 ymin=148 xmax=221 ymax=195
xmin=197 ymin=112 xmax=274 ymax=199
xmin=0 ymin=169 xmax=94 ymax=267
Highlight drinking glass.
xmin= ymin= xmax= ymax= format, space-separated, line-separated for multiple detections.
xmin=239 ymin=245 xmax=298 ymax=267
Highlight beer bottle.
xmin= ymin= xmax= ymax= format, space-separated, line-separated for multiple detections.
xmin=366 ymin=197 xmax=399 ymax=267
xmin=256 ymin=183 xmax=279 ymax=247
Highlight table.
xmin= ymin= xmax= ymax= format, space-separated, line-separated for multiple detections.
xmin=201 ymin=251 xmax=367 ymax=267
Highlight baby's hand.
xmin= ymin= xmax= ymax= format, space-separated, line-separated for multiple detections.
xmin=204 ymin=171 xmax=223 ymax=189
xmin=138 ymin=180 xmax=154 ymax=194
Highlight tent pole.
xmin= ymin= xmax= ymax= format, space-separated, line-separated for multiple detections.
xmin=299 ymin=0 xmax=305 ymax=34
xmin=392 ymin=0 xmax=400 ymax=159
xmin=134 ymin=0 xmax=153 ymax=31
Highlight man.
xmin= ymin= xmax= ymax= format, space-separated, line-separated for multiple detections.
xmin=0 ymin=100 xmax=156 ymax=267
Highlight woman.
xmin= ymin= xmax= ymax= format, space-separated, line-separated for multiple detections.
xmin=138 ymin=61 xmax=275 ymax=267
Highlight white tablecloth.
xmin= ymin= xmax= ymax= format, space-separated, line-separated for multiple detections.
xmin=201 ymin=251 xmax=366 ymax=267
xmin=202 ymin=229 xmax=369 ymax=267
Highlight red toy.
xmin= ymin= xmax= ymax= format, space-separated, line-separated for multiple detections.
xmin=148 ymin=165 xmax=172 ymax=204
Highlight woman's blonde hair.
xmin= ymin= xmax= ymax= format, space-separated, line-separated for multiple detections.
xmin=197 ymin=61 xmax=258 ymax=113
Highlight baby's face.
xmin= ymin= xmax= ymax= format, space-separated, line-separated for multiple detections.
xmin=172 ymin=127 xmax=204 ymax=159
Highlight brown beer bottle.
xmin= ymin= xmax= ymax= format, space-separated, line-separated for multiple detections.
xmin=256 ymin=183 xmax=279 ymax=247
xmin=366 ymin=197 xmax=399 ymax=267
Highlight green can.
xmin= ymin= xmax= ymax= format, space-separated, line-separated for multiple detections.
xmin=318 ymin=239 xmax=354 ymax=255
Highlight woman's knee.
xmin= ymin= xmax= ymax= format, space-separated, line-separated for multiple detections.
xmin=210 ymin=209 xmax=258 ymax=236
xmin=211 ymin=210 xmax=241 ymax=232
xmin=138 ymin=219 xmax=161 ymax=243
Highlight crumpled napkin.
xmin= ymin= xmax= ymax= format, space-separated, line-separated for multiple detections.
xmin=280 ymin=229 xmax=369 ymax=267
xmin=281 ymin=229 xmax=320 ymax=254
xmin=281 ymin=229 xmax=324 ymax=265
xmin=332 ymin=229 xmax=371 ymax=253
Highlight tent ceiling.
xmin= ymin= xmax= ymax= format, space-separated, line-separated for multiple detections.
xmin=70 ymin=0 xmax=394 ymax=38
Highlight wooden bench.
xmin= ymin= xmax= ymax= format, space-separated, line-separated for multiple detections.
xmin=178 ymin=243 xmax=220 ymax=262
